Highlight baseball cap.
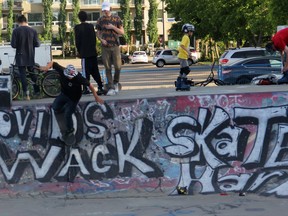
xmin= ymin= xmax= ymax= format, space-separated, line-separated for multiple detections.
xmin=102 ymin=1 xmax=110 ymax=11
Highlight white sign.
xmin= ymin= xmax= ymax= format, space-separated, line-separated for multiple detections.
xmin=0 ymin=43 xmax=52 ymax=72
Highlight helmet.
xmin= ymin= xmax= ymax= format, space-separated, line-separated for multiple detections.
xmin=182 ymin=24 xmax=195 ymax=33
xmin=265 ymin=42 xmax=275 ymax=54
xmin=64 ymin=64 xmax=78 ymax=78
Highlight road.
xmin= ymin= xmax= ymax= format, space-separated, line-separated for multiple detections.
xmin=97 ymin=63 xmax=213 ymax=90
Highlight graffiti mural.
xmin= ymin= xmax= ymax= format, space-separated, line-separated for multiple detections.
xmin=1 ymin=92 xmax=288 ymax=197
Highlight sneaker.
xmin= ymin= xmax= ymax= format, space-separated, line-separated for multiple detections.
xmin=24 ymin=91 xmax=30 ymax=101
xmin=114 ymin=83 xmax=119 ymax=93
xmin=24 ymin=95 xmax=30 ymax=100
xmin=106 ymin=88 xmax=116 ymax=96
xmin=65 ymin=128 xmax=74 ymax=136
xmin=97 ymin=88 xmax=106 ymax=95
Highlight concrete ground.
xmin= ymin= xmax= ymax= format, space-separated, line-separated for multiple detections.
xmin=0 ymin=191 xmax=286 ymax=216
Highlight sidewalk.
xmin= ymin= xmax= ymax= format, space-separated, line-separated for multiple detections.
xmin=55 ymin=58 xmax=82 ymax=68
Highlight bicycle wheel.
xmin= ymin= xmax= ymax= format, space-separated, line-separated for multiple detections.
xmin=214 ymin=79 xmax=227 ymax=86
xmin=42 ymin=70 xmax=61 ymax=97
xmin=12 ymin=78 xmax=21 ymax=100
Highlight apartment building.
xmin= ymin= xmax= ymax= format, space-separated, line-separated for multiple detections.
xmin=1 ymin=0 xmax=175 ymax=45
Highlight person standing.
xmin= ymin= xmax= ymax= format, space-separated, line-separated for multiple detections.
xmin=74 ymin=11 xmax=105 ymax=95
xmin=265 ymin=28 xmax=288 ymax=84
xmin=11 ymin=15 xmax=40 ymax=100
xmin=96 ymin=1 xmax=124 ymax=96
xmin=175 ymin=23 xmax=195 ymax=91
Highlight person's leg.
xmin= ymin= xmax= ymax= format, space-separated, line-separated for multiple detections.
xmin=277 ymin=71 xmax=288 ymax=84
xmin=102 ymin=47 xmax=114 ymax=90
xmin=84 ymin=58 xmax=91 ymax=82
xmin=112 ymin=46 xmax=122 ymax=84
xmin=81 ymin=58 xmax=91 ymax=94
xmin=27 ymin=66 xmax=40 ymax=95
xmin=63 ymin=99 xmax=78 ymax=133
xmin=81 ymin=58 xmax=86 ymax=79
xmin=179 ymin=59 xmax=189 ymax=77
xmin=52 ymin=93 xmax=68 ymax=135
xmin=18 ymin=66 xmax=29 ymax=98
xmin=86 ymin=56 xmax=104 ymax=95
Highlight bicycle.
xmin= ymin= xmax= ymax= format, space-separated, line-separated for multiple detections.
xmin=10 ymin=64 xmax=61 ymax=100
xmin=191 ymin=61 xmax=227 ymax=86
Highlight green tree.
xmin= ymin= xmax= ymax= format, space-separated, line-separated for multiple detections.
xmin=42 ymin=0 xmax=53 ymax=41
xmin=166 ymin=0 xmax=275 ymax=49
xmin=120 ymin=0 xmax=131 ymax=45
xmin=147 ymin=0 xmax=158 ymax=45
xmin=70 ymin=0 xmax=80 ymax=56
xmin=134 ymin=0 xmax=142 ymax=42
xmin=7 ymin=0 xmax=14 ymax=42
xmin=58 ymin=0 xmax=67 ymax=57
xmin=269 ymin=0 xmax=288 ymax=31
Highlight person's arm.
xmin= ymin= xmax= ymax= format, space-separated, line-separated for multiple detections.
xmin=180 ymin=44 xmax=190 ymax=55
xmin=284 ymin=46 xmax=288 ymax=72
xmin=89 ymin=83 xmax=104 ymax=104
xmin=105 ymin=23 xmax=124 ymax=35
xmin=39 ymin=61 xmax=54 ymax=71
xmin=33 ymin=30 xmax=40 ymax=48
xmin=11 ymin=30 xmax=17 ymax=48
xmin=74 ymin=26 xmax=81 ymax=55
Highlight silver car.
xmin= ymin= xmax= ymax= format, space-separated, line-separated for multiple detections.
xmin=152 ymin=49 xmax=195 ymax=67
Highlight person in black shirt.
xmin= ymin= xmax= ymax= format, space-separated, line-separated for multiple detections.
xmin=74 ymin=11 xmax=105 ymax=95
xmin=40 ymin=61 xmax=104 ymax=144
xmin=11 ymin=15 xmax=40 ymax=100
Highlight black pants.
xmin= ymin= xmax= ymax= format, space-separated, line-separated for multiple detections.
xmin=81 ymin=56 xmax=103 ymax=89
xmin=18 ymin=66 xmax=40 ymax=94
xmin=52 ymin=93 xmax=78 ymax=133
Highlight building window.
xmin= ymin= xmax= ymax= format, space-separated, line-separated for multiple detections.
xmin=28 ymin=13 xmax=42 ymax=26
xmin=83 ymin=0 xmax=100 ymax=5
xmin=87 ymin=12 xmax=100 ymax=21
xmin=52 ymin=12 xmax=59 ymax=25
xmin=157 ymin=10 xmax=163 ymax=22
xmin=28 ymin=0 xmax=42 ymax=3
xmin=109 ymin=0 xmax=120 ymax=5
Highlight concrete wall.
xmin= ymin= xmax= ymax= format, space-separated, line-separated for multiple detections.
xmin=1 ymin=91 xmax=288 ymax=198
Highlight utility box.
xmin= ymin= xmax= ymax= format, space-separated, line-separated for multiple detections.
xmin=0 ymin=43 xmax=52 ymax=72
xmin=0 ymin=74 xmax=11 ymax=108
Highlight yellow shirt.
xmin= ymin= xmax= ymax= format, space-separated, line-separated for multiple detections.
xmin=178 ymin=34 xmax=190 ymax=59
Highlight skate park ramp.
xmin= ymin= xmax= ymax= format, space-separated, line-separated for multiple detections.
xmin=1 ymin=84 xmax=288 ymax=200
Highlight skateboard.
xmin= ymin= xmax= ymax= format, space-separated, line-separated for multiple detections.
xmin=54 ymin=111 xmax=76 ymax=146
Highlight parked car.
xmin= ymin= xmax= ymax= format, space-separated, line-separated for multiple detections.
xmin=152 ymin=49 xmax=196 ymax=68
xmin=219 ymin=47 xmax=268 ymax=66
xmin=130 ymin=51 xmax=148 ymax=64
xmin=97 ymin=53 xmax=130 ymax=65
xmin=218 ymin=56 xmax=282 ymax=84
xmin=189 ymin=47 xmax=200 ymax=63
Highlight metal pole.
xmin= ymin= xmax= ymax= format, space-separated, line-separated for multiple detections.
xmin=162 ymin=1 xmax=165 ymax=48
